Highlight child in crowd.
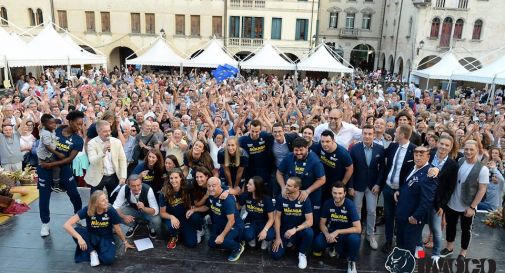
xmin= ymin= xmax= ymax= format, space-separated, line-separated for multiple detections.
xmin=37 ymin=114 xmax=65 ymax=192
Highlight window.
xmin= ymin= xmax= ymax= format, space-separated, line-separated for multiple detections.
xmin=57 ymin=10 xmax=67 ymax=29
xmin=85 ymin=11 xmax=95 ymax=32
xmin=145 ymin=13 xmax=155 ymax=34
xmin=131 ymin=13 xmax=140 ymax=33
xmin=440 ymin=17 xmax=453 ymax=47
xmin=1 ymin=7 xmax=8 ymax=25
xmin=295 ymin=19 xmax=308 ymax=40
xmin=430 ymin=17 xmax=441 ymax=38
xmin=28 ymin=8 xmax=35 ymax=26
xmin=345 ymin=13 xmax=355 ymax=29
xmin=362 ymin=14 xmax=372 ymax=30
xmin=191 ymin=15 xmax=200 ymax=36
xmin=458 ymin=0 xmax=468 ymax=8
xmin=329 ymin=12 xmax=338 ymax=29
xmin=271 ymin=18 xmax=282 ymax=39
xmin=435 ymin=0 xmax=445 ymax=7
xmin=242 ymin=17 xmax=263 ymax=38
xmin=229 ymin=16 xmax=240 ymax=38
xmin=175 ymin=15 xmax=185 ymax=35
xmin=212 ymin=16 xmax=222 ymax=38
xmin=453 ymin=19 xmax=463 ymax=39
xmin=36 ymin=8 xmax=43 ymax=25
xmin=101 ymin=12 xmax=110 ymax=32
xmin=472 ymin=19 xmax=482 ymax=40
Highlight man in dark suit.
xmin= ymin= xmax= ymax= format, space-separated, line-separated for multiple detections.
xmin=396 ymin=111 xmax=422 ymax=146
xmin=394 ymin=146 xmax=438 ymax=255
xmin=350 ymin=124 xmax=385 ymax=250
xmin=380 ymin=124 xmax=417 ymax=253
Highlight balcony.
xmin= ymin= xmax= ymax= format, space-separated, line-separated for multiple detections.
xmin=230 ymin=0 xmax=265 ymax=8
xmin=228 ymin=38 xmax=264 ymax=47
xmin=339 ymin=28 xmax=359 ymax=38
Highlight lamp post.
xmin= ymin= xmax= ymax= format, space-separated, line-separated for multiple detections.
xmin=416 ymin=40 xmax=424 ymax=55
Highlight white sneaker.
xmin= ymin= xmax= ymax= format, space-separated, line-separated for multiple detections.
xmin=248 ymin=239 xmax=256 ymax=247
xmin=328 ymin=247 xmax=337 ymax=258
xmin=197 ymin=229 xmax=204 ymax=244
xmin=90 ymin=250 xmax=100 ymax=267
xmin=368 ymin=235 xmax=378 ymax=250
xmin=260 ymin=240 xmax=269 ymax=250
xmin=347 ymin=261 xmax=357 ymax=273
xmin=40 ymin=223 xmax=50 ymax=237
xmin=298 ymin=253 xmax=307 ymax=269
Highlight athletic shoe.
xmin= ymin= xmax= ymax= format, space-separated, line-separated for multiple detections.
xmin=248 ymin=239 xmax=256 ymax=247
xmin=298 ymin=253 xmax=307 ymax=269
xmin=51 ymin=186 xmax=63 ymax=193
xmin=148 ymin=226 xmax=157 ymax=239
xmin=347 ymin=261 xmax=357 ymax=273
xmin=167 ymin=237 xmax=178 ymax=249
xmin=368 ymin=235 xmax=378 ymax=250
xmin=260 ymin=240 xmax=269 ymax=250
xmin=197 ymin=229 xmax=204 ymax=244
xmin=227 ymin=243 xmax=245 ymax=262
xmin=125 ymin=223 xmax=139 ymax=238
xmin=439 ymin=248 xmax=454 ymax=257
xmin=90 ymin=250 xmax=100 ymax=267
xmin=312 ymin=251 xmax=322 ymax=257
xmin=328 ymin=247 xmax=338 ymax=258
xmin=40 ymin=223 xmax=50 ymax=237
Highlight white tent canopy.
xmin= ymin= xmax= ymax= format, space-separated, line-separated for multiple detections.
xmin=240 ymin=43 xmax=295 ymax=70
xmin=297 ymin=43 xmax=353 ymax=73
xmin=0 ymin=27 xmax=25 ymax=68
xmin=126 ymin=38 xmax=184 ymax=67
xmin=183 ymin=39 xmax=237 ymax=68
xmin=411 ymin=52 xmax=468 ymax=80
xmin=8 ymin=24 xmax=106 ymax=67
xmin=61 ymin=34 xmax=106 ymax=66
xmin=452 ymin=55 xmax=505 ymax=85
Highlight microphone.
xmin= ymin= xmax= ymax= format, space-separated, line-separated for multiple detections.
xmin=105 ymin=136 xmax=111 ymax=152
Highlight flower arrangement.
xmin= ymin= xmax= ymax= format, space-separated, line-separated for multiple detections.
xmin=483 ymin=209 xmax=505 ymax=229
xmin=0 ymin=166 xmax=36 ymax=186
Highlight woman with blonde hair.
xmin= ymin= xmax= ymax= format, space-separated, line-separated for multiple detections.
xmin=63 ymin=190 xmax=134 ymax=267
xmin=218 ymin=136 xmax=249 ymax=194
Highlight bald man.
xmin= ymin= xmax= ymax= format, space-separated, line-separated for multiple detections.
xmin=314 ymin=109 xmax=362 ymax=149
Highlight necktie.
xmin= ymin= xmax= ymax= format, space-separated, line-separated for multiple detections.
xmin=390 ymin=146 xmax=403 ymax=187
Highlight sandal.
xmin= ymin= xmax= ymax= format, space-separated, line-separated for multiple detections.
xmin=423 ymin=234 xmax=433 ymax=249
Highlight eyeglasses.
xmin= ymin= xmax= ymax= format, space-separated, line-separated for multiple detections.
xmin=328 ymin=117 xmax=341 ymax=120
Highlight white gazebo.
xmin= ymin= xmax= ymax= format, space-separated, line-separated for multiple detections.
xmin=8 ymin=24 xmax=106 ymax=68
xmin=411 ymin=51 xmax=469 ymax=88
xmin=452 ymin=54 xmax=505 ymax=85
xmin=126 ymin=38 xmax=184 ymax=67
xmin=183 ymin=39 xmax=238 ymax=68
xmin=240 ymin=43 xmax=295 ymax=70
xmin=297 ymin=43 xmax=353 ymax=73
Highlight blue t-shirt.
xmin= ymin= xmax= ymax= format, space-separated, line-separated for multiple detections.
xmin=159 ymin=191 xmax=187 ymax=219
xmin=275 ymin=194 xmax=313 ymax=231
xmin=55 ymin=127 xmax=84 ymax=166
xmin=321 ymin=198 xmax=360 ymax=232
xmin=239 ymin=132 xmax=272 ymax=171
xmin=207 ymin=194 xmax=243 ymax=234
xmin=218 ymin=148 xmax=249 ymax=188
xmin=238 ymin=193 xmax=274 ymax=224
xmin=132 ymin=162 xmax=160 ymax=193
xmin=312 ymin=144 xmax=353 ymax=190
xmin=278 ymin=151 xmax=326 ymax=206
xmin=77 ymin=206 xmax=121 ymax=238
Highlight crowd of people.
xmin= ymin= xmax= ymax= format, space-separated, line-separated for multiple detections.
xmin=0 ymin=65 xmax=504 ymax=273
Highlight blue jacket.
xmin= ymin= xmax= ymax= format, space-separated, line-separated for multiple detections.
xmin=349 ymin=142 xmax=385 ymax=191
xmin=396 ymin=164 xmax=438 ymax=223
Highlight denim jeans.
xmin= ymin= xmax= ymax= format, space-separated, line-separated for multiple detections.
xmin=353 ymin=187 xmax=378 ymax=236
xmin=428 ymin=209 xmax=443 ymax=256
xmin=120 ymin=206 xmax=162 ymax=233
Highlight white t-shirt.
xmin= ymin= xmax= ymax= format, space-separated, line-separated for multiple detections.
xmin=448 ymin=161 xmax=489 ymax=212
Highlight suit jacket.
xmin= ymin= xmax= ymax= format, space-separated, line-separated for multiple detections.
xmin=85 ymin=136 xmax=127 ymax=187
xmin=396 ymin=164 xmax=438 ymax=223
xmin=350 ymin=142 xmax=385 ymax=191
xmin=429 ymin=151 xmax=459 ymax=211
xmin=381 ymin=142 xmax=417 ymax=189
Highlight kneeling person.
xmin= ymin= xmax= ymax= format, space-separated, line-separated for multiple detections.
xmin=272 ymin=177 xmax=313 ymax=269
xmin=313 ymin=182 xmax=361 ymax=273
xmin=206 ymin=177 xmax=245 ymax=262
xmin=112 ymin=174 xmax=162 ymax=239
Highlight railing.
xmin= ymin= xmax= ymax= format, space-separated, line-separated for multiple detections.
xmin=228 ymin=38 xmax=264 ymax=47
xmin=339 ymin=28 xmax=359 ymax=38
xmin=230 ymin=0 xmax=265 ymax=8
